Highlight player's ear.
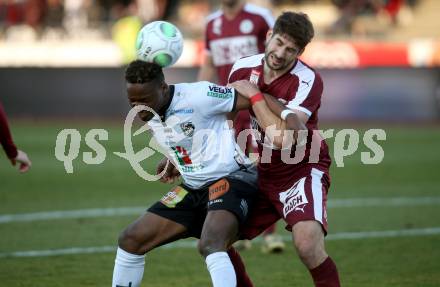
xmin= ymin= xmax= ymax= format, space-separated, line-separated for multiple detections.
xmin=266 ymin=29 xmax=273 ymax=43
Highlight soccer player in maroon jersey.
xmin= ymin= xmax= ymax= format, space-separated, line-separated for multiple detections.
xmin=0 ymin=102 xmax=31 ymax=172
xmin=198 ymin=0 xmax=284 ymax=254
xmin=228 ymin=12 xmax=341 ymax=286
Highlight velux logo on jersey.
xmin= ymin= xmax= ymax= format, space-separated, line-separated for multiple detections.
xmin=279 ymin=177 xmax=308 ymax=217
xmin=207 ymin=85 xmax=233 ymax=99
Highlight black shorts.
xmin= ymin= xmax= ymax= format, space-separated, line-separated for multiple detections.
xmin=147 ymin=166 xmax=258 ymax=238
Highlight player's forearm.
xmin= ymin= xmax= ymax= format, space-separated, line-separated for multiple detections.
xmin=262 ymin=93 xmax=286 ymax=118
xmin=252 ymin=100 xmax=283 ymax=131
xmin=197 ymin=55 xmax=217 ymax=82
xmin=251 ymin=100 xmax=286 ymax=148
xmin=253 ymin=95 xmax=308 ymax=148
xmin=197 ymin=65 xmax=215 ymax=82
xmin=263 ymin=93 xmax=307 ymax=133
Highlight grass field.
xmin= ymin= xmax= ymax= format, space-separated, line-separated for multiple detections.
xmin=1 ymin=120 xmax=439 ymax=287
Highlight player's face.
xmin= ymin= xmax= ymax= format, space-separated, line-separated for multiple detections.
xmin=265 ymin=31 xmax=301 ymax=71
xmin=126 ymin=82 xmax=166 ymax=122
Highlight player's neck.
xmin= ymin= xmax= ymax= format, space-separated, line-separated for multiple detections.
xmin=222 ymin=2 xmax=244 ymax=20
xmin=263 ymin=60 xmax=297 ymax=84
xmin=159 ymin=85 xmax=174 ymax=120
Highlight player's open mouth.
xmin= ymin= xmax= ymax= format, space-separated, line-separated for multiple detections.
xmin=270 ymin=54 xmax=283 ymax=66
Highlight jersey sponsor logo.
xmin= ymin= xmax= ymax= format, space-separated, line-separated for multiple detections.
xmin=160 ymin=186 xmax=189 ymax=208
xmin=168 ymin=108 xmax=194 ymax=115
xmin=171 ymin=146 xmax=193 ymax=165
xmin=169 ymin=146 xmax=203 ymax=172
xmin=279 ymin=177 xmax=308 ymax=217
xmin=180 ymin=121 xmax=195 ymax=137
xmin=209 ymin=179 xmax=230 ymax=200
xmin=250 ymin=115 xmax=263 ymax=142
xmin=207 ymin=85 xmax=233 ymax=99
xmin=301 ymin=79 xmax=311 ymax=87
xmin=179 ymin=164 xmax=203 ymax=173
xmin=210 ymin=36 xmax=259 ymax=66
xmin=213 ymin=18 xmax=222 ymax=35
xmin=239 ymin=19 xmax=254 ymax=34
xmin=249 ymin=69 xmax=260 ymax=84
xmin=240 ymin=199 xmax=249 ymax=217
xmin=208 ymin=198 xmax=223 ymax=206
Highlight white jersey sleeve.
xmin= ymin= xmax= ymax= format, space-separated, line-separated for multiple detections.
xmin=190 ymin=81 xmax=237 ymax=117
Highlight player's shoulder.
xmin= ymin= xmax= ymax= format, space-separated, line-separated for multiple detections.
xmin=290 ymin=60 xmax=321 ymax=82
xmin=175 ymin=81 xmax=228 ymax=96
xmin=230 ymin=54 xmax=264 ymax=75
xmin=205 ymin=9 xmax=223 ymax=24
xmin=175 ymin=81 xmax=211 ymax=93
xmin=242 ymin=3 xmax=274 ymax=26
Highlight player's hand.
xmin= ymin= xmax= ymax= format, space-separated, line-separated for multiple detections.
xmin=229 ymin=80 xmax=260 ymax=99
xmin=156 ymin=157 xmax=180 ymax=184
xmin=10 ymin=150 xmax=32 ymax=173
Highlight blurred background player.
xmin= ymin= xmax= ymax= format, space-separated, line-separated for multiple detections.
xmin=0 ymin=101 xmax=31 ymax=173
xmin=197 ymin=0 xmax=284 ymax=254
xmin=229 ymin=11 xmax=340 ymax=286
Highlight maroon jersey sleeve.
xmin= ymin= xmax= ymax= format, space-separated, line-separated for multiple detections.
xmin=286 ymin=62 xmax=323 ymax=117
xmin=0 ymin=102 xmax=18 ymax=159
xmin=298 ymin=73 xmax=323 ymax=116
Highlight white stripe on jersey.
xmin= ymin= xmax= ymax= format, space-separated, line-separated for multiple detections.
xmin=243 ymin=3 xmax=275 ymax=28
xmin=205 ymin=9 xmax=223 ymax=24
xmin=228 ymin=54 xmax=264 ymax=83
xmin=286 ymin=61 xmax=316 ymax=116
xmin=311 ymin=168 xmax=324 ymax=224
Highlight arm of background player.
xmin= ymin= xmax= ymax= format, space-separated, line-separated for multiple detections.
xmin=197 ymin=53 xmax=217 ymax=82
xmin=0 ymin=102 xmax=32 ymax=172
xmin=0 ymin=102 xmax=18 ymax=159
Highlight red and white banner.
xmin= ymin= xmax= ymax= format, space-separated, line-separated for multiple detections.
xmin=0 ymin=39 xmax=439 ymax=68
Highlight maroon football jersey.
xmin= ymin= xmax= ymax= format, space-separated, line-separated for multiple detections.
xmin=205 ymin=3 xmax=274 ymax=85
xmin=229 ymin=54 xmax=331 ymax=191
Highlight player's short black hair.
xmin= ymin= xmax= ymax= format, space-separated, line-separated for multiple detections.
xmin=273 ymin=12 xmax=314 ymax=51
xmin=125 ymin=60 xmax=165 ymax=84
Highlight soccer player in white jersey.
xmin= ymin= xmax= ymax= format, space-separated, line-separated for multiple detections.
xmin=112 ymin=60 xmax=258 ymax=287
xmin=199 ymin=0 xmax=284 ymax=253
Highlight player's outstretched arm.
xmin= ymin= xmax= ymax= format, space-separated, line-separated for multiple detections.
xmin=1 ymin=102 xmax=32 ymax=172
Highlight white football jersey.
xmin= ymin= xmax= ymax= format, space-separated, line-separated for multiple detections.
xmin=148 ymin=81 xmax=251 ymax=189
